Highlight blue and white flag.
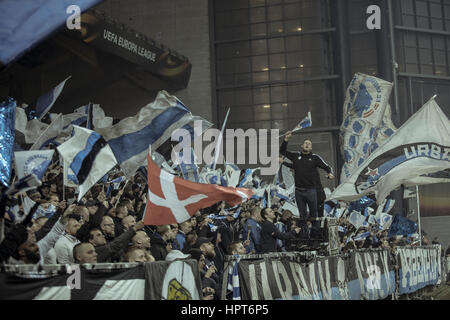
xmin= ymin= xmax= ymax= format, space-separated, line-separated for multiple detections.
xmin=388 ymin=215 xmax=417 ymax=237
xmin=0 ymin=1 xmax=102 ymax=65
xmin=353 ymin=231 xmax=370 ymax=241
xmin=227 ymin=255 xmax=241 ymax=300
xmin=4 ymin=173 xmax=41 ymax=196
xmin=30 ymin=113 xmax=64 ymax=150
xmin=377 ymin=212 xmax=393 ymax=230
xmin=34 ymin=76 xmax=71 ymax=120
xmin=348 ymin=210 xmax=367 ymax=230
xmin=339 ymin=73 xmax=394 ymax=182
xmin=224 ymin=162 xmax=241 ymax=188
xmin=57 ymin=126 xmax=118 ymax=201
xmin=293 ymin=112 xmax=312 ymax=132
xmin=0 ymin=97 xmax=16 ymax=187
xmin=329 ymin=98 xmax=450 ymax=204
xmin=96 ymin=90 xmax=195 ymax=178
xmin=176 ymin=148 xmax=199 ymax=183
xmin=238 ymin=168 xmax=260 ymax=188
xmin=14 ymin=150 xmax=54 ymax=180
xmin=74 ymin=104 xmax=113 ymax=129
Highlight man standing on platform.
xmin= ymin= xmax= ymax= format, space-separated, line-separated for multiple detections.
xmin=280 ymin=131 xmax=334 ymax=231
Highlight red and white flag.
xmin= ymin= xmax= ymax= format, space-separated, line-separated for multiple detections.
xmin=144 ymin=152 xmax=253 ymax=225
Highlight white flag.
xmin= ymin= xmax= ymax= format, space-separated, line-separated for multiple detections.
xmin=57 ymin=126 xmax=117 ymax=201
xmin=329 ymin=98 xmax=450 ymax=204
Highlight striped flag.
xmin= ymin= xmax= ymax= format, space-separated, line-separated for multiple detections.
xmin=4 ymin=173 xmax=41 ymax=196
xmin=75 ymin=104 xmax=113 ymax=129
xmin=293 ymin=112 xmax=312 ymax=132
xmin=227 ymin=255 xmax=241 ymax=300
xmin=96 ymin=90 xmax=196 ymax=178
xmin=57 ymin=126 xmax=118 ymax=201
xmin=34 ymin=76 xmax=71 ymax=120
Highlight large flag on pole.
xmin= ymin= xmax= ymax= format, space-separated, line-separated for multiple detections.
xmin=96 ymin=90 xmax=195 ymax=178
xmin=328 ymin=98 xmax=450 ymax=204
xmin=0 ymin=1 xmax=103 ymax=65
xmin=144 ymin=150 xmax=253 ymax=225
xmin=14 ymin=150 xmax=54 ymax=180
xmin=57 ymin=126 xmax=117 ymax=201
xmin=339 ymin=73 xmax=394 ymax=182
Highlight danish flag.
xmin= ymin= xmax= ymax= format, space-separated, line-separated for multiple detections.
xmin=143 ymin=151 xmax=253 ymax=225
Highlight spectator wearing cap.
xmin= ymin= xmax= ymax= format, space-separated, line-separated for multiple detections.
xmin=54 ymin=213 xmax=83 ymax=264
xmin=188 ymin=248 xmax=217 ymax=300
xmin=194 ymin=236 xmax=222 ymax=284
xmin=85 ymin=201 xmax=98 ymax=215
xmin=182 ymin=232 xmax=198 ymax=254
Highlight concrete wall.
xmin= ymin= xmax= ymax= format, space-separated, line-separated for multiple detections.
xmin=95 ymin=0 xmax=213 ymax=122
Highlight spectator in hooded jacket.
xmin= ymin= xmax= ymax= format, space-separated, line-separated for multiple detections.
xmin=150 ymin=224 xmax=172 ymax=261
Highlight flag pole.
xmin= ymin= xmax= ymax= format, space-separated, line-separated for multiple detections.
xmin=416 ymin=185 xmax=422 ymax=246
xmin=62 ymin=159 xmax=66 ymax=201
xmin=212 ymin=108 xmax=230 ymax=170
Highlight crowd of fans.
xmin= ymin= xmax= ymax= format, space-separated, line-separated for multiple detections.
xmin=0 ymin=154 xmax=448 ymax=300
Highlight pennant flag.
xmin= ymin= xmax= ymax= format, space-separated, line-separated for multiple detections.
xmin=0 ymin=97 xmax=16 ymax=187
xmin=30 ymin=113 xmax=64 ymax=150
xmin=224 ymin=162 xmax=241 ymax=188
xmin=368 ymin=214 xmax=377 ymax=225
xmin=143 ymin=151 xmax=253 ymax=225
xmin=0 ymin=1 xmax=102 ymax=65
xmin=32 ymin=76 xmax=71 ymax=120
xmin=96 ymin=90 xmax=195 ymax=178
xmin=293 ymin=112 xmax=312 ymax=132
xmin=339 ymin=73 xmax=394 ymax=182
xmin=348 ymin=211 xmax=367 ymax=230
xmin=328 ymin=98 xmax=450 ymax=204
xmin=14 ymin=150 xmax=54 ymax=180
xmin=57 ymin=126 xmax=118 ymax=201
xmin=387 ymin=215 xmax=417 ymax=237
xmin=4 ymin=173 xmax=41 ymax=196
